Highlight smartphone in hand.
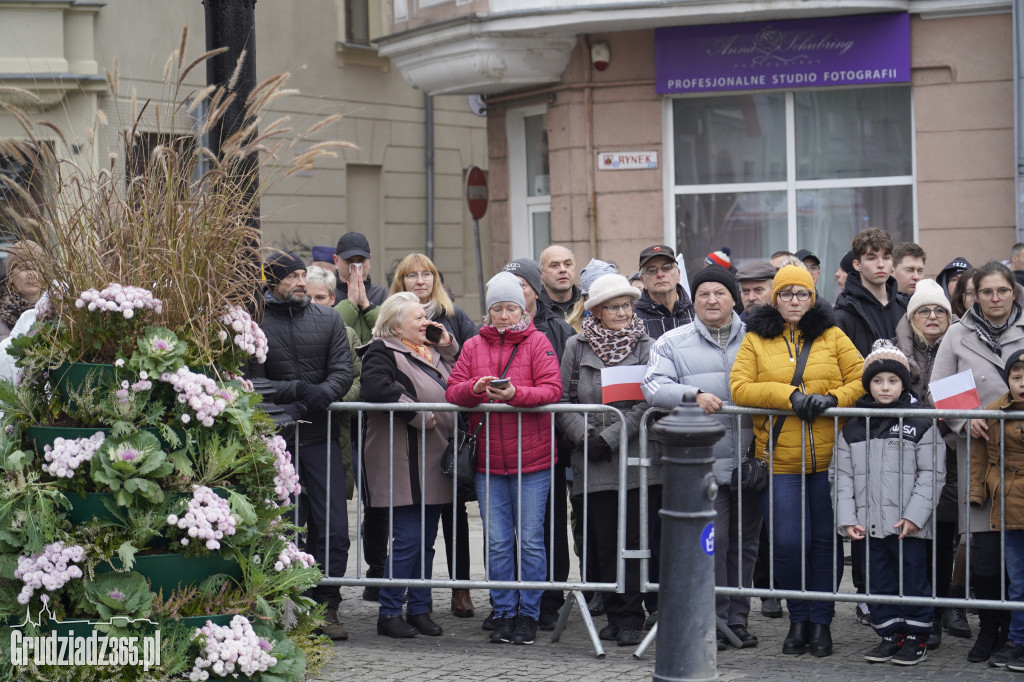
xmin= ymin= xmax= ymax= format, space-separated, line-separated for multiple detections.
xmin=489 ymin=378 xmax=510 ymax=389
xmin=425 ymin=325 xmax=443 ymax=344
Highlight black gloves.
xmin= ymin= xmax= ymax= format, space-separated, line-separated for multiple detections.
xmin=584 ymin=430 xmax=613 ymax=463
xmin=790 ymin=392 xmax=837 ymax=422
xmin=280 ymin=401 xmax=307 ymax=421
xmin=298 ymin=382 xmax=335 ymax=411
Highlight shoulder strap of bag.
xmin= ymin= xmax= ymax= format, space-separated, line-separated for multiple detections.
xmin=470 ymin=342 xmax=522 ymax=437
xmin=568 ymin=339 xmax=584 ymax=403
xmin=767 ymin=337 xmax=813 ymax=450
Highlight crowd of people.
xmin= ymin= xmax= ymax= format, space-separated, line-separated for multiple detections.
xmin=221 ymin=228 xmax=1024 ymax=668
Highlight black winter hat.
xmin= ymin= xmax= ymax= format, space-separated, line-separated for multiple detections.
xmin=1004 ymin=351 xmax=1024 ymax=384
xmin=691 ymin=266 xmax=740 ymax=307
xmin=862 ymin=339 xmax=912 ymax=392
xmin=265 ymin=251 xmax=306 ymax=285
xmin=502 ymin=258 xmax=543 ymax=296
xmin=839 ymin=250 xmax=856 ymax=275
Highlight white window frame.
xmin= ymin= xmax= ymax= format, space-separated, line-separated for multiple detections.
xmin=661 ymin=86 xmax=919 ymax=254
xmin=507 ymin=104 xmax=550 ymax=260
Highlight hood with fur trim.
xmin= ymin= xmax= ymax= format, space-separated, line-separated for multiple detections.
xmin=744 ymin=300 xmax=836 ymax=343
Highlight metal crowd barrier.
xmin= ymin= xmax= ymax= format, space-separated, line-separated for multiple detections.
xmin=313 ymin=401 xmax=632 ymax=657
xmin=637 ymin=404 xmax=1024 ymax=613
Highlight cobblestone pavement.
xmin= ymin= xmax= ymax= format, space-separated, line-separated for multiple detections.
xmin=311 ymin=502 xmax=1009 ymax=681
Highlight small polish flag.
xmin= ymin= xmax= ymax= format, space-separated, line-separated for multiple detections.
xmin=929 ymin=369 xmax=981 ymax=410
xmin=601 ymin=365 xmax=646 ymax=403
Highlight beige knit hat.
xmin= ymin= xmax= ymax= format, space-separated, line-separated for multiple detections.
xmin=862 ymin=339 xmax=911 ymax=391
xmin=906 ymin=279 xmax=951 ymax=320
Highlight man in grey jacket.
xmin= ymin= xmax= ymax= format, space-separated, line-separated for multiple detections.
xmin=641 ymin=266 xmax=757 ymax=650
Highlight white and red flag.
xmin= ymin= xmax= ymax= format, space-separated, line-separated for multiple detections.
xmin=600 ymin=365 xmax=646 ymax=403
xmin=929 ymin=369 xmax=981 ymax=410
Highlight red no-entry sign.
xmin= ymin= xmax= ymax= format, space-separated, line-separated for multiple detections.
xmin=466 ymin=166 xmax=488 ymax=220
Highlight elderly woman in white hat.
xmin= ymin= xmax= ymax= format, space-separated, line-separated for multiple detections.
xmin=556 ymin=273 xmax=660 ymax=647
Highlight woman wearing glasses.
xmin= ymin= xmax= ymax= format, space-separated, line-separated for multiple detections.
xmin=556 ymin=273 xmax=658 ymax=647
xmin=390 ymin=253 xmax=479 ymax=618
xmin=446 ymin=272 xmax=563 ymax=646
xmin=730 ymin=265 xmax=864 ymax=658
xmin=895 ymin=279 xmax=960 ymax=650
xmin=931 ymin=261 xmax=1024 ymax=664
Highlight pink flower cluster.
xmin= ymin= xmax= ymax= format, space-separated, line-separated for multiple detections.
xmin=13 ymin=542 xmax=85 ymax=604
xmin=264 ymin=435 xmax=300 ymax=504
xmin=189 ymin=615 xmax=277 ymax=680
xmin=159 ymin=367 xmax=234 ymax=427
xmin=273 ymin=540 xmax=315 ymax=572
xmin=74 ymin=284 xmax=163 ymax=319
xmin=41 ymin=431 xmax=106 ymax=478
xmin=168 ymin=486 xmax=237 ymax=551
xmin=220 ymin=306 xmax=268 ymax=363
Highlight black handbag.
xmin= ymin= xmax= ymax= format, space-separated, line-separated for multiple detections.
xmin=442 ymin=343 xmax=520 ymax=486
xmin=731 ymin=338 xmax=812 ymax=492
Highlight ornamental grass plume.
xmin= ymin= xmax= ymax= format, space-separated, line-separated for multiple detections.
xmin=0 ymin=26 xmax=353 ymax=367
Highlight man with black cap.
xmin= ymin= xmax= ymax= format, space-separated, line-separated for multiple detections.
xmin=794 ymin=249 xmax=821 ymax=285
xmin=333 ymin=232 xmax=389 ymax=343
xmin=261 ymin=250 xmax=354 ymax=640
xmin=634 ymin=244 xmax=694 ymax=339
xmin=502 ymin=257 xmax=573 ymax=628
xmin=936 ymin=256 xmax=972 ymax=300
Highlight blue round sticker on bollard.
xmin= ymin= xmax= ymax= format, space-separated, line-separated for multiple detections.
xmin=700 ymin=522 xmax=714 ymax=556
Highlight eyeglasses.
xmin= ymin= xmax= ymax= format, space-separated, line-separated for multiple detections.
xmin=914 ymin=307 xmax=949 ymax=319
xmin=978 ymin=287 xmax=1014 ymax=299
xmin=777 ymin=290 xmax=812 ymax=302
xmin=403 ymin=271 xmax=434 ymax=281
xmin=600 ymin=302 xmax=634 ymax=314
xmin=806 ymin=264 xmax=821 ymax=272
xmin=643 ymin=263 xmax=677 ymax=276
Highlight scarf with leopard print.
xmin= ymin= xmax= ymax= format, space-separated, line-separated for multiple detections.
xmin=582 ymin=313 xmax=644 ymax=366
xmin=0 ymin=284 xmax=31 ymax=331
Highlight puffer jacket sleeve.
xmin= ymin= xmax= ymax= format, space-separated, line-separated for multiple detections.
xmin=507 ymin=333 xmax=563 ymax=408
xmin=556 ymin=336 xmax=587 ymax=445
xmin=904 ymin=422 xmax=944 ymax=530
xmin=321 ymin=313 xmax=354 ymax=402
xmin=643 ymin=331 xmax=700 ymax=408
xmin=827 ymin=328 xmax=866 ymax=407
xmin=834 ymin=431 xmax=857 ymax=535
xmin=730 ymin=334 xmax=797 ymax=410
xmin=446 ymin=336 xmax=489 ymax=407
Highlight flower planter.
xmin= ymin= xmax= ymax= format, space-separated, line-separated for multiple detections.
xmin=97 ymin=553 xmax=242 ymax=597
xmin=52 ymin=362 xmax=117 ymax=410
xmin=26 ymin=425 xmax=185 ymax=455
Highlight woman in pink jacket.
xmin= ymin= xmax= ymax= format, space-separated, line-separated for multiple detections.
xmin=446 ymin=271 xmax=563 ymax=646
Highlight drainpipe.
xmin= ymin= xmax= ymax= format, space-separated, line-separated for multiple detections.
xmin=425 ymin=92 xmax=435 ymax=260
xmin=583 ymin=36 xmax=598 ymax=258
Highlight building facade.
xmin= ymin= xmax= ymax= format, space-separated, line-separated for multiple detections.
xmin=380 ymin=0 xmax=1012 ymax=302
xmin=0 ymin=0 xmax=488 ymax=311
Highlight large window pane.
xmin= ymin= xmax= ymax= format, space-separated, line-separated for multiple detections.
xmin=673 ymin=94 xmax=786 ymax=185
xmin=676 ymin=192 xmax=788 ymax=280
xmin=796 ymin=185 xmax=913 ymax=303
xmin=794 ymin=87 xmax=912 ymax=180
xmin=524 ymin=114 xmax=549 ymax=197
xmin=530 ymin=208 xmax=550 ymax=262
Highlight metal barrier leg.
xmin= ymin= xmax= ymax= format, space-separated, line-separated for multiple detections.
xmin=633 ymin=621 xmax=656 ymax=659
xmin=551 ymin=589 xmax=605 ymax=658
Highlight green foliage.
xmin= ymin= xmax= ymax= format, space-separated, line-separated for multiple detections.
xmin=84 ymin=571 xmax=154 ymax=624
xmin=0 ymin=458 xmax=70 ymax=554
xmin=89 ymin=432 xmax=172 ymax=507
xmin=128 ymin=327 xmax=186 ymax=377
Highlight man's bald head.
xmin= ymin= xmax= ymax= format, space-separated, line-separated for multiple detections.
xmin=539 ymin=244 xmax=577 ymax=300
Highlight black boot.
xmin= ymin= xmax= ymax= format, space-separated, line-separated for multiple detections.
xmin=968 ymin=612 xmax=1000 ymax=663
xmin=782 ymin=622 xmax=808 ymax=655
xmin=927 ymin=616 xmax=942 ymax=650
xmin=808 ymin=623 xmax=833 ymax=657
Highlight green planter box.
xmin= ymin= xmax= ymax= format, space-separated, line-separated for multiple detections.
xmin=97 ymin=553 xmax=242 ymax=597
xmin=52 ymin=362 xmax=117 ymax=410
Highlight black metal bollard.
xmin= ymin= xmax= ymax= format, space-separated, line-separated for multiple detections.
xmin=651 ymin=393 xmax=725 ymax=682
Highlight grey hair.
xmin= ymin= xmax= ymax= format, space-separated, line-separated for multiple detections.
xmin=306 ymin=265 xmax=336 ymax=292
xmin=372 ymin=291 xmax=422 ymax=338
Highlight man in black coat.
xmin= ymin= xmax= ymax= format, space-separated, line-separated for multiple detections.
xmin=833 ymin=228 xmax=907 ymax=357
xmin=502 ymin=257 xmax=573 ymax=628
xmin=261 ymin=251 xmax=354 ymax=640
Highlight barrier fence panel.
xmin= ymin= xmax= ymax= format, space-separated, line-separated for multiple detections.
xmin=637 ymin=403 xmax=1024 ymax=614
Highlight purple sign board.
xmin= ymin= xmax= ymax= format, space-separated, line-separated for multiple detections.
xmin=655 ymin=13 xmax=910 ymax=94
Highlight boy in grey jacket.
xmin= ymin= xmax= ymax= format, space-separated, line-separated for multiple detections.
xmin=834 ymin=339 xmax=945 ymax=666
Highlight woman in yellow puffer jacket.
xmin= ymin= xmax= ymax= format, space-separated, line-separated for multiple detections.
xmin=729 ymin=265 xmax=863 ymax=659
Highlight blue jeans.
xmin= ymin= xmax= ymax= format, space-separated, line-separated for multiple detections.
xmin=759 ymin=470 xmax=838 ymax=625
xmin=476 ymin=471 xmax=551 ymax=619
xmin=1006 ymin=529 xmax=1024 ymax=645
xmin=378 ymin=504 xmax=443 ymax=617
